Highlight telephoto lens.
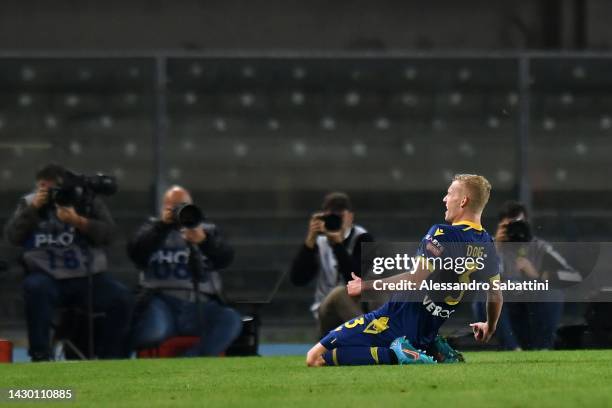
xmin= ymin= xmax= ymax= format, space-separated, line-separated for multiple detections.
xmin=173 ymin=203 xmax=204 ymax=229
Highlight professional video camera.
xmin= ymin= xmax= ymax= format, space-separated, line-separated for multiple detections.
xmin=50 ymin=170 xmax=117 ymax=207
xmin=173 ymin=203 xmax=204 ymax=229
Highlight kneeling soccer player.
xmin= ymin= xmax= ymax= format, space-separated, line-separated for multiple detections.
xmin=306 ymin=174 xmax=503 ymax=366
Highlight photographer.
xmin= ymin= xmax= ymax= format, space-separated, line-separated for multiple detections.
xmin=290 ymin=192 xmax=374 ymax=337
xmin=3 ymin=164 xmax=133 ymax=361
xmin=494 ymin=201 xmax=569 ymax=349
xmin=128 ymin=186 xmax=241 ymax=357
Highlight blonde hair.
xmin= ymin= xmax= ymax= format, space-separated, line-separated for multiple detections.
xmin=453 ymin=174 xmax=491 ymax=212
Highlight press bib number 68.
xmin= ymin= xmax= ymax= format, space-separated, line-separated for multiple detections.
xmin=46 ymin=249 xmax=80 ymax=270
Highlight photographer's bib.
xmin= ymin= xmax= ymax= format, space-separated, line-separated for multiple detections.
xmin=311 ymin=225 xmax=367 ymax=314
xmin=141 ymin=228 xmax=221 ymax=301
xmin=21 ymin=196 xmax=108 ymax=279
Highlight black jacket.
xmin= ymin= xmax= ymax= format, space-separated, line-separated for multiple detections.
xmin=127 ymin=218 xmax=234 ymax=271
xmin=290 ymin=228 xmax=374 ymax=286
xmin=4 ymin=195 xmax=116 ymax=247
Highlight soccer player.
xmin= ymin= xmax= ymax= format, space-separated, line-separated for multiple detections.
xmin=305 ymin=174 xmax=503 ymax=366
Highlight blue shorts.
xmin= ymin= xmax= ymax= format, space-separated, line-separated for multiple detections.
xmin=319 ymin=310 xmax=402 ymax=350
xmin=319 ymin=301 xmax=445 ymax=350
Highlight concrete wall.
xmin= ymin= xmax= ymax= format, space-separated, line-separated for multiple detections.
xmin=0 ymin=0 xmax=544 ymax=51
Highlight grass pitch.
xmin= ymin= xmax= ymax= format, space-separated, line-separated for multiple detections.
xmin=1 ymin=350 xmax=612 ymax=407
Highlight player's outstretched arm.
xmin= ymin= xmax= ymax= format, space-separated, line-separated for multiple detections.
xmin=470 ymin=287 xmax=503 ymax=343
xmin=346 ymin=266 xmax=431 ymax=297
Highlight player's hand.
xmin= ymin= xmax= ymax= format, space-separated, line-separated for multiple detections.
xmin=32 ymin=187 xmax=49 ymax=209
xmin=182 ymin=226 xmax=207 ymax=244
xmin=56 ymin=206 xmax=81 ymax=226
xmin=305 ymin=213 xmax=325 ymax=248
xmin=346 ymin=272 xmax=362 ymax=297
xmin=469 ymin=322 xmax=494 ymax=343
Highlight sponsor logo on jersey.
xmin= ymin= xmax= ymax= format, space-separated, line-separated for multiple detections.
xmin=424 ymin=234 xmax=445 ymax=256
xmin=422 ymin=295 xmax=455 ymax=319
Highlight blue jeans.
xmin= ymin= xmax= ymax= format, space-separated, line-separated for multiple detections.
xmin=472 ymin=300 xmax=520 ymax=350
xmin=506 ymin=295 xmax=563 ymax=350
xmin=23 ymin=271 xmax=134 ymax=360
xmin=131 ymin=294 xmax=242 ymax=356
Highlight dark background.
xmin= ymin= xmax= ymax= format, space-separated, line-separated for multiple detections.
xmin=0 ymin=0 xmax=609 ymax=51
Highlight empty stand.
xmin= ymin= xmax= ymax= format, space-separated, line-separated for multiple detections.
xmin=1 ymin=55 xmax=611 ymax=336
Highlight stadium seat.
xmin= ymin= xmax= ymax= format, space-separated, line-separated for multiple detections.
xmin=136 ymin=316 xmax=259 ymax=358
xmin=137 ymin=336 xmax=201 ymax=358
xmin=3 ymin=55 xmax=611 ymax=337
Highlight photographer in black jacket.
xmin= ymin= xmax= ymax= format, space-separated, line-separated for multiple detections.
xmin=3 ymin=163 xmax=133 ymax=361
xmin=128 ymin=186 xmax=241 ymax=356
xmin=474 ymin=201 xmax=573 ymax=349
xmin=290 ymin=192 xmax=374 ymax=336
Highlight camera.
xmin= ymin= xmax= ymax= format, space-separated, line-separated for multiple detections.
xmin=50 ymin=170 xmax=117 ymax=207
xmin=173 ymin=203 xmax=204 ymax=229
xmin=317 ymin=213 xmax=343 ymax=232
xmin=506 ymin=219 xmax=532 ymax=242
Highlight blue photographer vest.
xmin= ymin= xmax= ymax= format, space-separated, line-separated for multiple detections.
xmin=21 ymin=194 xmax=108 ymax=279
xmin=140 ymin=225 xmax=221 ymax=301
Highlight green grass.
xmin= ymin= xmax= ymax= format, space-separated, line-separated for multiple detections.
xmin=1 ymin=351 xmax=612 ymax=407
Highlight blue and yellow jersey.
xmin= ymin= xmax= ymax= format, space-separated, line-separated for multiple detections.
xmin=381 ymin=220 xmax=500 ymax=348
xmin=417 ymin=220 xmax=500 ymax=291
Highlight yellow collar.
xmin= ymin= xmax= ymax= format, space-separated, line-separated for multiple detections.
xmin=452 ymin=220 xmax=484 ymax=231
